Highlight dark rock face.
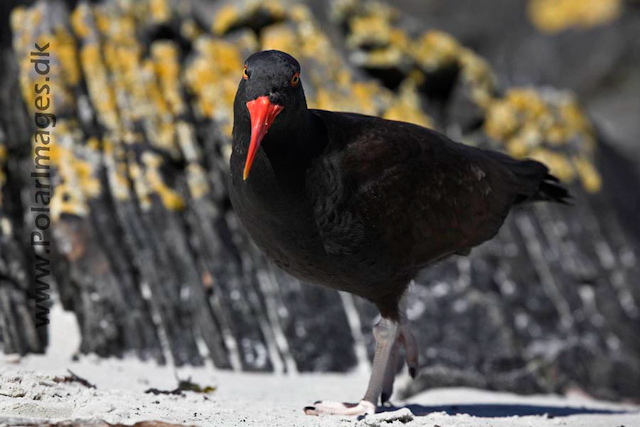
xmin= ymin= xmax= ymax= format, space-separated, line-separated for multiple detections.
xmin=0 ymin=0 xmax=639 ymax=403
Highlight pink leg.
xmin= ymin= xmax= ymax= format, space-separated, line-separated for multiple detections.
xmin=381 ymin=293 xmax=419 ymax=405
xmin=381 ymin=323 xmax=419 ymax=404
xmin=304 ymin=317 xmax=398 ymax=416
xmin=304 ymin=293 xmax=419 ymax=416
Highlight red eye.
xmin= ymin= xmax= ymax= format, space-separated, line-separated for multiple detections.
xmin=243 ymin=66 xmax=249 ymax=80
xmin=290 ymin=72 xmax=300 ymax=86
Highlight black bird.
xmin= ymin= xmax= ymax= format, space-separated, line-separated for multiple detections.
xmin=229 ymin=50 xmax=569 ymax=416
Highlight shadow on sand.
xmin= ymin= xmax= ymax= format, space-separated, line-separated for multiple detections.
xmin=381 ymin=403 xmax=636 ymax=418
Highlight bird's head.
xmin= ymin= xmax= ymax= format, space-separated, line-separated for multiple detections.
xmin=233 ymin=50 xmax=307 ymax=180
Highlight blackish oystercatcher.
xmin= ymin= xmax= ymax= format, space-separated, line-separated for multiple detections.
xmin=229 ymin=50 xmax=570 ymax=416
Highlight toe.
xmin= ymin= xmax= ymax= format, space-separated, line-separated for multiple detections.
xmin=303 ymin=406 xmax=319 ymax=416
xmin=401 ymin=325 xmax=419 ymax=378
xmin=303 ymin=400 xmax=376 ymax=416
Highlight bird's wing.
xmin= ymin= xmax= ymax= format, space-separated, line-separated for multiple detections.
xmin=307 ymin=145 xmax=367 ymax=255
xmin=308 ymin=111 xmax=521 ymax=264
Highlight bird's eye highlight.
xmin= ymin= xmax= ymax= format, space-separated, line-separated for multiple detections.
xmin=290 ymin=72 xmax=300 ymax=86
xmin=243 ymin=66 xmax=249 ymax=80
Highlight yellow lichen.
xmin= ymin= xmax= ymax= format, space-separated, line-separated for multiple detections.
xmin=50 ymin=183 xmax=87 ymax=220
xmin=10 ymin=4 xmax=78 ymax=116
xmin=184 ymin=36 xmax=247 ymax=133
xmin=334 ymin=0 xmax=498 ymax=119
xmin=506 ymin=139 xmax=529 ymax=159
xmin=100 ymin=11 xmax=137 ymax=45
xmin=86 ymin=137 xmax=100 ymax=151
xmin=70 ymin=1 xmax=192 ymax=211
xmin=70 ymin=5 xmax=91 ymax=39
xmin=261 ymin=24 xmax=301 ymax=57
xmin=262 ymin=2 xmax=288 ymax=23
xmin=73 ymin=5 xmax=122 ymax=134
xmin=341 ymin=1 xmax=411 ymax=69
xmin=484 ymin=88 xmax=600 ymax=191
xmin=128 ymin=156 xmax=152 ymax=210
xmin=48 ymin=133 xmax=102 ymax=221
xmin=181 ymin=19 xmax=203 ymax=41
xmin=92 ymin=6 xmax=187 ymax=157
xmin=485 ymin=102 xmax=518 ymax=140
xmin=212 ymin=1 xmax=286 ymax=35
xmin=529 ymin=148 xmax=576 ymax=182
xmin=175 ymin=119 xmax=210 ymax=200
xmin=94 ymin=9 xmax=112 ymax=36
xmin=9 ymin=7 xmax=27 ymax=49
xmin=354 ymin=46 xmax=406 ymax=69
xmin=348 ymin=14 xmax=393 ymax=48
xmin=11 ymin=1 xmax=233 ymax=216
xmin=174 ymin=122 xmax=198 ymax=162
xmin=528 ymin=0 xmax=622 ymax=33
xmin=139 ymin=58 xmax=180 ymax=155
xmin=10 ymin=6 xmax=40 ymax=55
xmin=382 ymin=80 xmax=433 ymax=128
xmin=186 ymin=163 xmax=210 ymax=200
xmin=50 ymin=153 xmax=100 ymax=201
xmin=149 ymin=0 xmax=171 ymax=24
xmin=558 ymin=100 xmax=594 ymax=145
xmin=141 ymin=152 xmax=185 ymax=211
xmin=458 ymin=49 xmax=496 ymax=109
xmin=485 ymin=89 xmax=552 ymax=141
xmin=312 ymin=82 xmax=385 ymax=118
xmin=330 ymin=0 xmax=360 ymax=21
xmin=54 ymin=27 xmax=81 ymax=87
xmin=11 ymin=0 xmax=602 ymax=208
xmin=212 ymin=4 xmax=240 ymax=35
xmin=575 ymin=155 xmax=602 ymax=192
xmin=412 ymin=31 xmax=460 ymax=71
xmin=103 ymin=138 xmax=131 ymax=202
xmin=79 ymin=43 xmax=120 ymax=132
xmin=225 ymin=1 xmax=435 ymax=128
xmin=292 ymin=8 xmax=339 ymax=66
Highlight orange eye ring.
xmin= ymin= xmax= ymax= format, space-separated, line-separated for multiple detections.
xmin=290 ymin=72 xmax=300 ymax=86
xmin=243 ymin=66 xmax=249 ymax=80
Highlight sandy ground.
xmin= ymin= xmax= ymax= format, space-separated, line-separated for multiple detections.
xmin=1 ymin=307 xmax=639 ymax=427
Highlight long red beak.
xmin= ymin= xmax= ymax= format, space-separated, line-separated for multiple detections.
xmin=243 ymin=96 xmax=284 ymax=180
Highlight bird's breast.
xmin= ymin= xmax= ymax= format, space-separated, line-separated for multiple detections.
xmin=228 ymin=144 xmax=410 ymax=298
xmin=229 ymin=161 xmax=324 ymax=270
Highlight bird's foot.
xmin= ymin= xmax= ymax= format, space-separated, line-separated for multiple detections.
xmin=303 ymin=399 xmax=376 ymax=416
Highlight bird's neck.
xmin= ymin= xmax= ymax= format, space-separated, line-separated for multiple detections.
xmin=261 ymin=111 xmax=321 ymax=170
xmin=233 ymin=109 xmax=326 ymax=190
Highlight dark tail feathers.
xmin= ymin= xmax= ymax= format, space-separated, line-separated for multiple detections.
xmin=509 ymin=159 xmax=572 ymax=205
xmin=527 ymin=173 xmax=572 ymax=204
xmin=484 ymin=150 xmax=572 ymax=205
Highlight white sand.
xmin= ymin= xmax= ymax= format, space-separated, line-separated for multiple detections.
xmin=1 ymin=306 xmax=638 ymax=426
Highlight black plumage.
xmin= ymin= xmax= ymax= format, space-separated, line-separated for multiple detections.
xmin=229 ymin=50 xmax=569 ymax=414
xmin=230 ymin=50 xmax=568 ymax=320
